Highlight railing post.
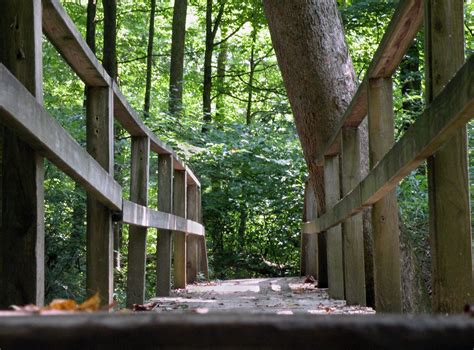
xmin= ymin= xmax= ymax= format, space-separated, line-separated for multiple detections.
xmin=126 ymin=136 xmax=150 ymax=307
xmin=156 ymin=154 xmax=173 ymax=296
xmin=0 ymin=0 xmax=45 ymax=308
xmin=173 ymin=170 xmax=187 ymax=288
xmin=341 ymin=127 xmax=366 ymax=305
xmin=197 ymin=187 xmax=209 ymax=279
xmin=302 ymin=181 xmax=318 ymax=278
xmin=186 ymin=183 xmax=199 ymax=284
xmin=425 ymin=0 xmax=472 ymax=313
xmin=86 ymin=85 xmax=114 ymax=305
xmin=367 ymin=77 xmax=402 ymax=312
xmin=324 ymin=155 xmax=344 ymax=299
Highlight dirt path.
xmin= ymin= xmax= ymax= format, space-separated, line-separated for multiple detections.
xmin=150 ymin=277 xmax=375 ymax=315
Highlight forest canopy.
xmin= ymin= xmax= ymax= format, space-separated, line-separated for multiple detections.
xmin=43 ymin=0 xmax=473 ymax=306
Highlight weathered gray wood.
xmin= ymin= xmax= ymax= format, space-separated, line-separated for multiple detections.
xmin=196 ymin=187 xmax=209 ymax=279
xmin=0 ymin=314 xmax=473 ymax=350
xmin=126 ymin=136 xmax=150 ymax=308
xmin=86 ymin=86 xmax=114 ymax=305
xmin=122 ymin=200 xmax=204 ymax=235
xmin=0 ymin=66 xmax=122 ymax=210
xmin=156 ymin=154 xmax=173 ymax=296
xmin=173 ymin=170 xmax=187 ymax=289
xmin=0 ymin=0 xmax=45 ymax=308
xmin=324 ymin=155 xmax=344 ymax=300
xmin=341 ymin=127 xmax=366 ymax=306
xmin=318 ymin=0 xmax=424 ymax=164
xmin=186 ymin=184 xmax=199 ymax=284
xmin=425 ymin=0 xmax=473 ymax=313
xmin=368 ymin=77 xmax=401 ymax=313
xmin=302 ymin=55 xmax=474 ymax=235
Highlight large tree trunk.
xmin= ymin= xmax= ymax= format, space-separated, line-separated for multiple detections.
xmin=168 ymin=0 xmax=188 ymax=117
xmin=144 ymin=0 xmax=157 ymax=117
xmin=262 ymin=0 xmax=356 ymax=196
xmin=103 ymin=0 xmax=117 ymax=80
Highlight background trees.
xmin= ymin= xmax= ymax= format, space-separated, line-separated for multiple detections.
xmin=42 ymin=0 xmax=473 ymax=308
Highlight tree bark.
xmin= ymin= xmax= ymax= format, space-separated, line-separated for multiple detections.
xmin=168 ymin=0 xmax=188 ymax=117
xmin=144 ymin=0 xmax=157 ymax=117
xmin=86 ymin=0 xmax=97 ymax=54
xmin=262 ymin=0 xmax=357 ymax=197
xmin=102 ymin=0 xmax=117 ymax=80
xmin=202 ymin=0 xmax=225 ymax=131
xmin=245 ymin=24 xmax=257 ymax=125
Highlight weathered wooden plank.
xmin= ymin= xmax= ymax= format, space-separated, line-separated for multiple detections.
xmin=318 ymin=0 xmax=424 ymax=163
xmin=86 ymin=86 xmax=114 ymax=306
xmin=302 ymin=183 xmax=318 ymax=278
xmin=0 ymin=66 xmax=122 ymax=210
xmin=42 ymin=0 xmax=111 ymax=87
xmin=196 ymin=187 xmax=209 ymax=279
xmin=126 ymin=136 xmax=150 ymax=308
xmin=173 ymin=170 xmax=187 ymax=289
xmin=156 ymin=154 xmax=174 ymax=297
xmin=368 ymin=77 xmax=401 ymax=313
xmin=425 ymin=0 xmax=472 ymax=313
xmin=324 ymin=155 xmax=344 ymax=300
xmin=341 ymin=127 xmax=366 ymax=306
xmin=186 ymin=184 xmax=199 ymax=284
xmin=122 ymin=200 xmax=204 ymax=236
xmin=302 ymin=55 xmax=474 ymax=234
xmin=0 ymin=0 xmax=44 ymax=308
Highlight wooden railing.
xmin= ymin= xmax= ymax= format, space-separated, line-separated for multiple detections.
xmin=301 ymin=0 xmax=473 ymax=313
xmin=0 ymin=0 xmax=207 ymax=308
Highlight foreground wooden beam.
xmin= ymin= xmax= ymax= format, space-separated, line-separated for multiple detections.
xmin=0 ymin=0 xmax=45 ymax=308
xmin=0 ymin=314 xmax=473 ymax=349
xmin=186 ymin=184 xmax=199 ymax=284
xmin=302 ymin=55 xmax=474 ymax=235
xmin=425 ymin=0 xmax=473 ymax=313
xmin=173 ymin=170 xmax=187 ymax=289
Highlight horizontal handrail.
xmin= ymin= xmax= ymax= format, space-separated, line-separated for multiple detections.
xmin=42 ymin=0 xmax=200 ymax=187
xmin=122 ymin=200 xmax=204 ymax=236
xmin=0 ymin=64 xmax=123 ymax=211
xmin=316 ymin=0 xmax=424 ymax=164
xmin=303 ymin=55 xmax=474 ymax=234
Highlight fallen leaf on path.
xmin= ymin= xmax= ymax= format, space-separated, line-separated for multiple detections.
xmin=304 ymin=276 xmax=316 ymax=284
xmin=133 ymin=302 xmax=159 ymax=311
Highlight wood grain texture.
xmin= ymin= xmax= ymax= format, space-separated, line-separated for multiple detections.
xmin=86 ymin=86 xmax=114 ymax=305
xmin=0 ymin=0 xmax=45 ymax=308
xmin=126 ymin=136 xmax=150 ymax=307
xmin=302 ymin=56 xmax=474 ymax=235
xmin=368 ymin=78 xmax=401 ymax=313
xmin=324 ymin=155 xmax=344 ymax=300
xmin=186 ymin=184 xmax=198 ymax=284
xmin=302 ymin=183 xmax=318 ymax=278
xmin=173 ymin=170 xmax=187 ymax=289
xmin=425 ymin=0 xmax=473 ymax=313
xmin=341 ymin=127 xmax=366 ymax=306
xmin=156 ymin=154 xmax=174 ymax=296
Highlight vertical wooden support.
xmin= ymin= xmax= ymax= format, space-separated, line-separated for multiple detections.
xmin=324 ymin=155 xmax=344 ymax=299
xmin=341 ymin=127 xmax=366 ymax=306
xmin=197 ymin=187 xmax=209 ymax=279
xmin=368 ymin=77 xmax=402 ymax=313
xmin=173 ymin=170 xmax=187 ymax=288
xmin=303 ymin=182 xmax=318 ymax=278
xmin=425 ymin=0 xmax=472 ymax=313
xmin=86 ymin=86 xmax=114 ymax=305
xmin=156 ymin=154 xmax=173 ymax=296
xmin=186 ymin=184 xmax=199 ymax=284
xmin=0 ymin=0 xmax=44 ymax=308
xmin=126 ymin=136 xmax=150 ymax=307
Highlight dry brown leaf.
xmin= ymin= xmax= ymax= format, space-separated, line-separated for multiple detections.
xmin=77 ymin=293 xmax=101 ymax=312
xmin=46 ymin=299 xmax=78 ymax=311
xmin=133 ymin=301 xmax=159 ymax=312
xmin=304 ymin=275 xmax=316 ymax=284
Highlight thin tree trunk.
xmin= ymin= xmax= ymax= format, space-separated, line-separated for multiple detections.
xmin=168 ymin=0 xmax=188 ymax=117
xmin=245 ymin=24 xmax=257 ymax=125
xmin=86 ymin=0 xmax=97 ymax=54
xmin=215 ymin=32 xmax=227 ymax=121
xmin=144 ymin=0 xmax=157 ymax=117
xmin=202 ymin=0 xmax=225 ymax=132
xmin=103 ymin=0 xmax=117 ymax=80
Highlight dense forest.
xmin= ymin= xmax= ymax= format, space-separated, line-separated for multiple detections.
xmin=43 ymin=0 xmax=473 ymax=307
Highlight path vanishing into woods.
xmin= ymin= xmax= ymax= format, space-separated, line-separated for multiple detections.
xmin=148 ymin=277 xmax=375 ymax=315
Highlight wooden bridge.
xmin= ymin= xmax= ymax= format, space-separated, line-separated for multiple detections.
xmin=0 ymin=0 xmax=473 ymax=348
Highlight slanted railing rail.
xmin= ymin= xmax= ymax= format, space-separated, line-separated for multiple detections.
xmin=301 ymin=0 xmax=473 ymax=313
xmin=0 ymin=0 xmax=207 ymax=309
